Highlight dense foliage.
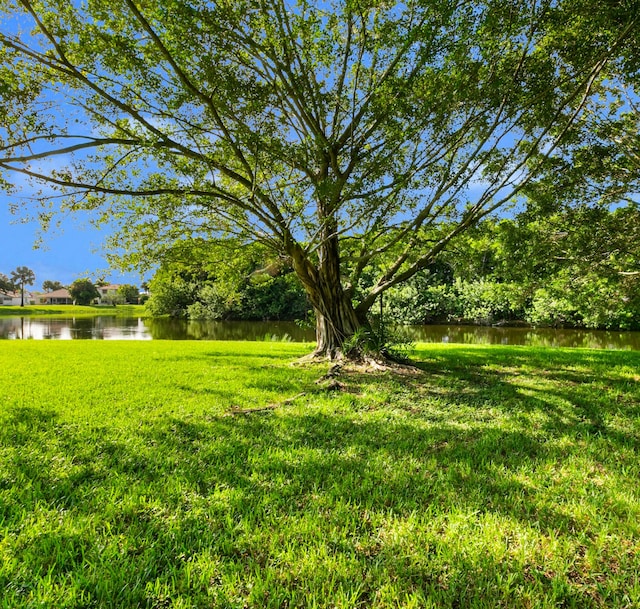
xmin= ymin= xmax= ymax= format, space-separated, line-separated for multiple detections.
xmin=117 ymin=284 xmax=140 ymax=305
xmin=146 ymin=241 xmax=309 ymax=321
xmin=97 ymin=284 xmax=140 ymax=305
xmin=146 ymin=204 xmax=639 ymax=330
xmin=68 ymin=278 xmax=100 ymax=306
xmin=384 ymin=205 xmax=640 ymax=330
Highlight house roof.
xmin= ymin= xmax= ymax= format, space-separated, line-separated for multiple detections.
xmin=99 ymin=284 xmax=120 ymax=291
xmin=43 ymin=288 xmax=72 ymax=298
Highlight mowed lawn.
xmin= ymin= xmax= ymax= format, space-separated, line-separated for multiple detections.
xmin=0 ymin=341 xmax=639 ymax=608
xmin=0 ymin=305 xmax=147 ymax=317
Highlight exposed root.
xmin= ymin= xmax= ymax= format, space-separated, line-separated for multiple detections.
xmin=226 ymin=392 xmax=306 ymax=416
xmin=293 ymin=350 xmax=345 ymax=365
xmin=315 ymin=377 xmax=346 ymax=392
xmin=315 ymin=363 xmax=343 ymax=382
xmin=345 ymin=355 xmax=423 ymax=376
xmin=307 ymin=354 xmax=422 ymax=391
xmin=295 ymin=348 xmax=421 ymax=374
xmin=310 ymin=354 xmax=421 ymax=376
xmin=227 ymin=352 xmax=422 ymax=416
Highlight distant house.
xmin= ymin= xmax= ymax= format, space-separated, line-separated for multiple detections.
xmin=40 ymin=288 xmax=73 ymax=305
xmin=0 ymin=290 xmax=35 ymax=306
xmin=0 ymin=290 xmax=21 ymax=306
xmin=96 ymin=284 xmax=120 ymax=304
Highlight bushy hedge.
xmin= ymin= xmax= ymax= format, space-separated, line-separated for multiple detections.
xmin=377 ymin=207 xmax=640 ymax=331
xmin=147 ymin=272 xmax=309 ymax=321
xmin=383 ymin=274 xmax=639 ymax=330
xmin=526 ymin=274 xmax=640 ymax=330
xmin=385 ymin=279 xmax=528 ymax=326
xmin=185 ymin=274 xmax=308 ymax=321
xmin=148 ymin=270 xmax=639 ymax=330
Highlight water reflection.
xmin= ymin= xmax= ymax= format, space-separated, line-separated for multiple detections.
xmin=144 ymin=318 xmax=315 ymax=342
xmin=1 ymin=317 xmax=640 ymax=350
xmin=2 ymin=316 xmax=151 ymax=340
xmin=397 ymin=324 xmax=640 ymax=350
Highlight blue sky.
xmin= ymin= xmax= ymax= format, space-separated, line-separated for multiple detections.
xmin=0 ymin=10 xmax=145 ymax=292
xmin=0 ymin=202 xmax=144 ymax=291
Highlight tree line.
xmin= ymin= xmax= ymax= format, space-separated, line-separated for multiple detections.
xmin=384 ymin=205 xmax=640 ymax=330
xmin=145 ymin=240 xmax=309 ymax=321
xmin=147 ymin=204 xmax=640 ymax=331
xmin=0 ymin=270 xmax=141 ymax=306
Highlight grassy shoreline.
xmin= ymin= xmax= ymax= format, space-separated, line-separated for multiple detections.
xmin=0 ymin=304 xmax=148 ymax=317
xmin=1 ymin=341 xmax=639 ymax=608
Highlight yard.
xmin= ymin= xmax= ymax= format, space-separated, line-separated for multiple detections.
xmin=1 ymin=341 xmax=638 ymax=608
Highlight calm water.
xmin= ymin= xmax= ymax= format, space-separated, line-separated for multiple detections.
xmin=1 ymin=316 xmax=640 ymax=350
xmin=0 ymin=316 xmax=314 ymax=342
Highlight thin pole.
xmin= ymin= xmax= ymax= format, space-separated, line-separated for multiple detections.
xmin=379 ymin=292 xmax=384 ymax=345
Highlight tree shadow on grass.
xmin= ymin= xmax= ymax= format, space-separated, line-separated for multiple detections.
xmin=158 ymin=348 xmax=311 ymax=363
xmin=410 ymin=347 xmax=640 ymax=447
xmin=25 ymin=413 xmax=637 ymax=605
xmin=1 ymin=347 xmax=639 ymax=607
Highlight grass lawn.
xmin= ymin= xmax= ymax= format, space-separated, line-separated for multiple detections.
xmin=0 ymin=341 xmax=639 ymax=608
xmin=0 ymin=304 xmax=147 ymax=317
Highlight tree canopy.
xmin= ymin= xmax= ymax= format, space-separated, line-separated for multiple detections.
xmin=42 ymin=280 xmax=64 ymax=292
xmin=68 ymin=278 xmax=99 ymax=305
xmin=115 ymin=283 xmax=139 ymax=304
xmin=0 ymin=273 xmax=14 ymax=293
xmin=1 ymin=0 xmax=638 ymax=356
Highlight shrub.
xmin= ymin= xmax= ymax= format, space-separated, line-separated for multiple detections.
xmin=453 ymin=280 xmax=528 ymax=325
xmin=145 ymin=277 xmax=195 ymax=317
xmin=527 ymin=288 xmax=581 ymax=327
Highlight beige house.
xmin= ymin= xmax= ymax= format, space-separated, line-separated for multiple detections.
xmin=39 ymin=288 xmax=73 ymax=305
xmin=96 ymin=284 xmax=120 ymax=304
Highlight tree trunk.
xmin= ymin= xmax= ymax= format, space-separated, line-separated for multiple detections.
xmin=312 ymin=286 xmax=362 ymax=359
xmin=288 ymin=225 xmax=366 ymax=360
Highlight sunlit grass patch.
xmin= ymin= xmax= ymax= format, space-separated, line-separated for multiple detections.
xmin=0 ymin=304 xmax=147 ymax=317
xmin=1 ymin=342 xmax=639 ymax=607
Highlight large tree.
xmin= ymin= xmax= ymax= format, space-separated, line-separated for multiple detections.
xmin=117 ymin=283 xmax=140 ymax=304
xmin=68 ymin=278 xmax=99 ymax=305
xmin=0 ymin=0 xmax=638 ymax=357
xmin=9 ymin=266 xmax=35 ymax=306
xmin=42 ymin=280 xmax=64 ymax=292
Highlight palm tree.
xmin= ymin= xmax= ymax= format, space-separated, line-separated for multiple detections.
xmin=10 ymin=266 xmax=36 ymax=307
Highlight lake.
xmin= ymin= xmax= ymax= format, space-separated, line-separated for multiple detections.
xmin=1 ymin=315 xmax=640 ymax=350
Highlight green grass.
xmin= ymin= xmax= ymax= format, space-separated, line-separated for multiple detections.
xmin=1 ymin=341 xmax=639 ymax=608
xmin=0 ymin=304 xmax=147 ymax=317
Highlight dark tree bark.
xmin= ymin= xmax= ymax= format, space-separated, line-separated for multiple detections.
xmin=311 ymin=283 xmax=362 ymax=359
xmin=289 ymin=221 xmax=365 ymax=359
